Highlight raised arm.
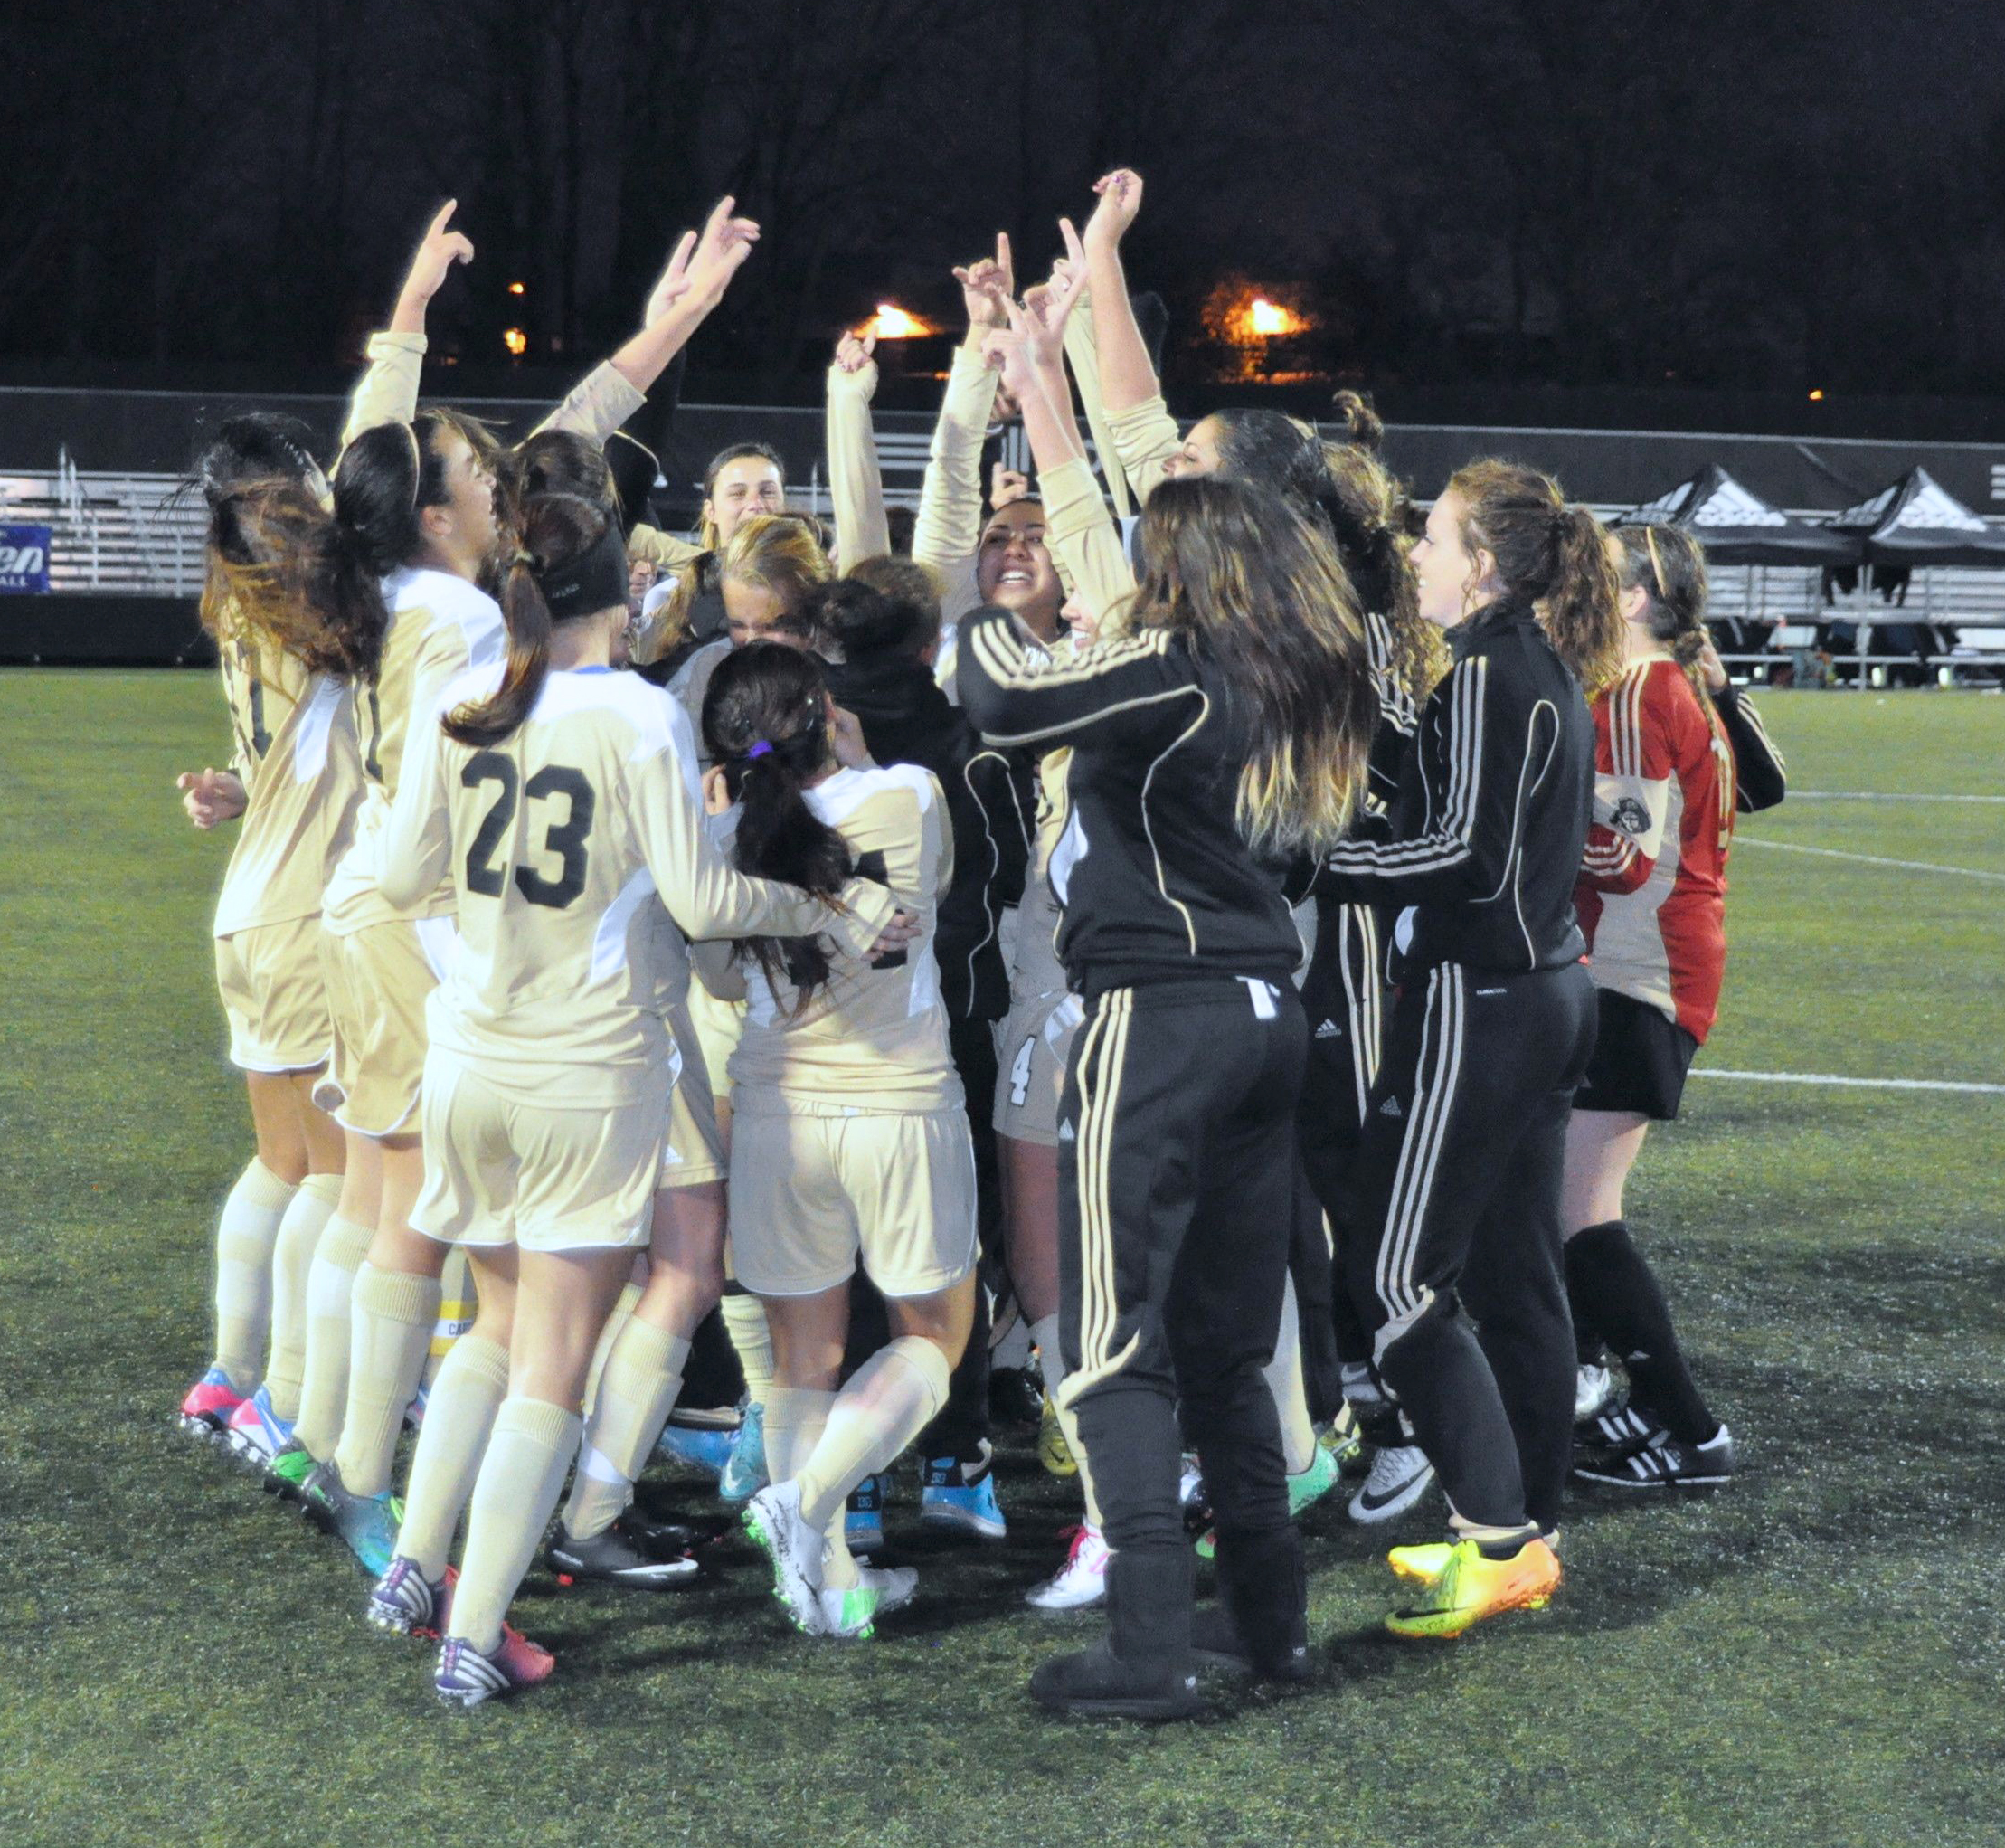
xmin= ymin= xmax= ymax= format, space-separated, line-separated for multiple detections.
xmin=1081 ymin=171 xmax=1182 ymax=503
xmin=340 ymin=201 xmax=473 ymax=453
xmin=957 ymin=604 xmax=1194 ymax=750
xmin=826 ymin=330 xmax=891 ymax=568
xmin=913 ymin=234 xmax=1008 ymax=578
xmin=1700 ymin=643 xmax=1787 ymax=813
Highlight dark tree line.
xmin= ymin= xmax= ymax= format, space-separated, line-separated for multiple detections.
xmin=6 ymin=0 xmax=2005 ymax=400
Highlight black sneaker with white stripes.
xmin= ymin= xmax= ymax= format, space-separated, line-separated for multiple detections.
xmin=1571 ymin=1403 xmax=1660 ymax=1476
xmin=1575 ymin=1421 xmax=1735 ymax=1489
xmin=544 ymin=1512 xmax=700 ymax=1586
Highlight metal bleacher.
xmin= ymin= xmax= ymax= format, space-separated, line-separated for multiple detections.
xmin=0 ymin=456 xmax=206 ymax=597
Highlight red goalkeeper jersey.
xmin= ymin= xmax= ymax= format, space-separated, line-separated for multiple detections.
xmin=1575 ymin=659 xmax=1738 ymax=1042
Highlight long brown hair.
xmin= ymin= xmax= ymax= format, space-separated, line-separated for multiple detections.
xmin=1447 ymin=460 xmax=1624 ymax=698
xmin=1131 ymin=474 xmax=1376 ymax=856
xmin=1612 ymin=521 xmax=1715 ymax=713
xmin=1317 ymin=439 xmax=1446 ymax=703
xmin=200 ymin=478 xmax=385 ymax=681
xmin=444 ymin=493 xmax=616 ymax=747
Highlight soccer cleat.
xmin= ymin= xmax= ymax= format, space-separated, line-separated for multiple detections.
xmin=1037 ymin=1397 xmax=1078 ymax=1479
xmin=654 ymin=1417 xmax=736 ymax=1480
xmin=1576 ymin=1422 xmax=1735 ymax=1489
xmin=1348 ymin=1445 xmax=1437 ymax=1525
xmin=742 ymin=1480 xmax=827 ymax=1636
xmin=222 ymin=1385 xmax=293 ymax=1470
xmin=1196 ymin=1443 xmax=1343 ymax=1559
xmin=818 ymin=1563 xmax=918 ymax=1640
xmin=1574 ymin=1363 xmax=1619 ymax=1423
xmin=263 ymin=1439 xmax=318 ymax=1502
xmin=544 ymin=1513 xmax=700 ymax=1587
xmin=176 ymin=1367 xmax=246 ymax=1443
xmin=845 ymin=1473 xmax=886 ymax=1557
xmin=368 ymin=1556 xmax=445 ymax=1635
xmin=1026 ymin=1524 xmax=1110 ymax=1612
xmin=435 ymin=1628 xmax=557 ymax=1709
xmin=1391 ymin=1529 xmax=1562 ymax=1585
xmin=300 ymin=1458 xmax=401 ymax=1578
xmin=989 ymin=1365 xmax=1045 ymax=1428
xmin=1573 ymin=1403 xmax=1664 ymax=1475
xmin=1386 ymin=1535 xmax=1561 ymax=1640
xmin=1319 ymin=1404 xmax=1366 ymax=1476
xmin=716 ymin=1400 xmax=769 ymax=1504
xmin=921 ymin=1448 xmax=1007 ymax=1540
xmin=1177 ymin=1455 xmax=1206 ymax=1510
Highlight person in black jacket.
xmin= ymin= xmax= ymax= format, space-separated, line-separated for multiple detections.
xmin=811 ymin=575 xmax=1036 ymax=1536
xmin=1314 ymin=459 xmax=1623 ymax=1641
xmin=960 ymin=473 xmax=1376 ymax=1720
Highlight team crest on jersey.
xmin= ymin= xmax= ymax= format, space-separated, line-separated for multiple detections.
xmin=1611 ymin=796 xmax=1652 ymax=837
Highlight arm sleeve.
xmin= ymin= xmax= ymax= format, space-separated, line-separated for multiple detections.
xmin=1715 ymin=685 xmax=1788 ymax=813
xmin=532 ymin=359 xmax=646 ymax=443
xmin=956 ymin=606 xmax=1194 ymax=751
xmin=1036 ymin=455 xmax=1134 ymax=622
xmin=913 ymin=345 xmax=998 ymax=577
xmin=825 ymin=361 xmax=891 ymax=569
xmin=1061 ymin=289 xmax=1134 ymax=520
xmin=1315 ymin=657 xmax=1517 ymax=905
xmin=338 ymin=331 xmax=426 ymax=455
xmin=628 ymin=744 xmax=895 ymax=953
xmin=966 ymin=747 xmax=1033 ymax=911
xmin=1105 ymin=395 xmax=1183 ymax=509
xmin=690 ymin=937 xmax=747 ymax=1002
xmin=628 ymin=525 xmax=703 ymax=572
xmin=1579 ymin=678 xmax=1676 ymax=894
xmin=375 ymin=698 xmax=453 ymax=912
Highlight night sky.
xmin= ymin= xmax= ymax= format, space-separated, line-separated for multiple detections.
xmin=7 ymin=1 xmax=2004 ymax=412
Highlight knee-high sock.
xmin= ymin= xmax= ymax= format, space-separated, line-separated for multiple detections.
xmin=448 ymin=1397 xmax=581 ymax=1654
xmin=332 ymin=1264 xmax=441 ymax=1497
xmin=292 ymin=1213 xmax=374 ymax=1460
xmin=766 ymin=1384 xmax=846 ymax=1587
xmin=797 ymin=1337 xmax=951 ymax=1534
xmin=1032 ymin=1312 xmax=1102 ymax=1531
xmin=1260 ymin=1273 xmax=1319 ymax=1475
xmin=720 ymin=1290 xmax=775 ymax=1408
xmin=263 ymin=1173 xmax=342 ymax=1420
xmin=396 ymin=1333 xmax=510 ymax=1580
xmin=425 ymin=1246 xmax=475 ymax=1390
xmin=583 ymin=1280 xmax=642 ymax=1417
xmin=211 ymin=1158 xmax=298 ymax=1392
xmin=1565 ymin=1221 xmax=1717 ymax=1445
xmin=563 ymin=1320 xmax=690 ymax=1541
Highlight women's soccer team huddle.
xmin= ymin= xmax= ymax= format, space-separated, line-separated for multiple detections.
xmin=171 ymin=170 xmax=1785 ymax=1716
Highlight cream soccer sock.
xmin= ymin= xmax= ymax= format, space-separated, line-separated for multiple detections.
xmin=563 ymin=1319 xmax=690 ymax=1541
xmin=796 ymin=1337 xmax=951 ymax=1534
xmin=583 ymin=1281 xmax=643 ymax=1417
xmin=766 ymin=1384 xmax=848 ymax=1588
xmin=332 ymin=1263 xmax=441 ymax=1498
xmin=262 ymin=1172 xmax=342 ymax=1420
xmin=1262 ymin=1273 xmax=1319 ymax=1476
xmin=720 ymin=1290 xmax=775 ymax=1407
xmin=395 ymin=1333 xmax=511 ymax=1581
xmin=1032 ymin=1313 xmax=1103 ymax=1531
xmin=291 ymin=1212 xmax=375 ymax=1460
xmin=211 ymin=1158 xmax=298 ymax=1392
xmin=448 ymin=1397 xmax=582 ymax=1654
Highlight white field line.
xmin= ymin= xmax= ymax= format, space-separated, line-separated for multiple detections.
xmin=1732 ymin=837 xmax=2005 ymax=883
xmin=1789 ymin=791 xmax=2005 ymax=804
xmin=1693 ymin=1069 xmax=2005 ymax=1095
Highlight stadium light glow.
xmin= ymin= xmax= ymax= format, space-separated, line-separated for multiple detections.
xmin=507 ymin=280 xmax=526 ymax=296
xmin=1246 ymin=297 xmax=1306 ymax=336
xmin=862 ymin=303 xmax=933 ymax=339
xmin=1809 ymin=388 xmax=1825 ymax=401
xmin=502 ymin=327 xmax=528 ymax=356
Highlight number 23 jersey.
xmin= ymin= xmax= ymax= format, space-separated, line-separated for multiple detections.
xmin=379 ymin=666 xmax=895 ymax=1104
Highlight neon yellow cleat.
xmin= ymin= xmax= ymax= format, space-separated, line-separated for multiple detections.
xmin=1037 ymin=1397 xmax=1078 ymax=1479
xmin=1384 ymin=1536 xmax=1561 ymax=1640
xmin=1386 ymin=1540 xmax=1456 ymax=1586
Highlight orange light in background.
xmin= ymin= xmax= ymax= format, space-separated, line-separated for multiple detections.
xmin=507 ymin=280 xmax=526 ymax=297
xmin=502 ymin=327 xmax=528 ymax=356
xmin=1808 ymin=388 xmax=1825 ymax=402
xmin=861 ymin=302 xmax=934 ymax=339
xmin=1246 ymin=297 xmax=1307 ymax=337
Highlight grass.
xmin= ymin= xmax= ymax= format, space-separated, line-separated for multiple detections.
xmin=1 ymin=674 xmax=2001 ymax=1848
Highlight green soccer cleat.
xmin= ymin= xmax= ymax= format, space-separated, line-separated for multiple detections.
xmin=1195 ymin=1444 xmax=1341 ymax=1559
xmin=263 ymin=1440 xmax=318 ymax=1502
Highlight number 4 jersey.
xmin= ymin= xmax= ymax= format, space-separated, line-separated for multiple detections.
xmin=379 ymin=666 xmax=898 ymax=1104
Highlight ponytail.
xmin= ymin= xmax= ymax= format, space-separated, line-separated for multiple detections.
xmin=444 ymin=492 xmax=612 ymax=746
xmin=701 ymin=642 xmax=852 ymax=1007
xmin=1448 ymin=460 xmax=1624 ymax=698
xmin=1315 ymin=439 xmax=1447 ymax=702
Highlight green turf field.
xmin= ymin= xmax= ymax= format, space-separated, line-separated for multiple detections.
xmin=2 ymin=674 xmax=2000 ymax=1848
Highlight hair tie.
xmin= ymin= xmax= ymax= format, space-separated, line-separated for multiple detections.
xmin=746 ymin=740 xmax=774 ymax=760
xmin=513 ymin=547 xmax=535 ymax=570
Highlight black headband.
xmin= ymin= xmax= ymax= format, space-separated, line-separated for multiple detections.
xmin=536 ymin=520 xmax=629 ymax=617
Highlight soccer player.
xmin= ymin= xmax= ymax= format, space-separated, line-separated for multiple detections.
xmin=1565 ymin=522 xmax=1786 ymax=1488
xmin=359 ymin=494 xmax=905 ymax=1703
xmin=172 ymin=424 xmax=372 ymax=1461
xmin=706 ymin=644 xmax=979 ymax=1642
xmin=1313 ymin=461 xmax=1622 ymax=1640
xmin=960 ymin=473 xmax=1376 ymax=1720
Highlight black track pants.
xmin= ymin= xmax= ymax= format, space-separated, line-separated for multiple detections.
xmin=1347 ymin=960 xmax=1596 ymax=1531
xmin=1057 ymin=979 xmax=1308 ymax=1557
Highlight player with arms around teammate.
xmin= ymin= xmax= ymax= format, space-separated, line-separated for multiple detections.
xmin=173 ymin=420 xmax=373 ymax=1462
xmin=1566 ymin=522 xmax=1785 ymax=1489
xmin=365 ymin=495 xmax=906 ymax=1703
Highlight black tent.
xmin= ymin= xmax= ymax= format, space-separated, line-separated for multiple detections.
xmin=1616 ymin=464 xmax=1859 ymax=566
xmin=1827 ymin=467 xmax=2005 ymax=568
